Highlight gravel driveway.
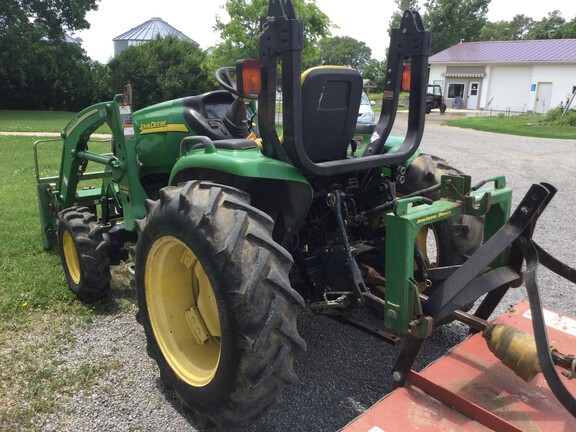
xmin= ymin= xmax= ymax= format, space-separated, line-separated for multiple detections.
xmin=38 ymin=115 xmax=576 ymax=431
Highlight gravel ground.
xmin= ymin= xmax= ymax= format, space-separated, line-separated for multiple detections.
xmin=34 ymin=114 xmax=576 ymax=431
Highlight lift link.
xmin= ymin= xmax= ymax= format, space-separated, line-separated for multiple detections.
xmin=328 ymin=190 xmax=385 ymax=308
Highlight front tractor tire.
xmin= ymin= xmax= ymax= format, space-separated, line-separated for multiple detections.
xmin=134 ymin=181 xmax=306 ymax=429
xmin=56 ymin=207 xmax=111 ymax=302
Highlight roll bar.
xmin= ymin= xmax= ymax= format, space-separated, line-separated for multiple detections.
xmin=257 ymin=1 xmax=431 ymax=176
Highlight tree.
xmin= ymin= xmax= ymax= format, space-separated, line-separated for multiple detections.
xmin=479 ymin=15 xmax=534 ymax=41
xmin=562 ymin=17 xmax=576 ymax=39
xmin=479 ymin=20 xmax=514 ymax=41
xmin=423 ymin=0 xmax=491 ymax=53
xmin=363 ymin=59 xmax=387 ymax=92
xmin=509 ymin=15 xmax=534 ymax=39
xmin=317 ymin=36 xmax=372 ymax=73
xmin=0 ymin=0 xmax=99 ymax=109
xmin=0 ymin=37 xmax=106 ymax=111
xmin=524 ymin=10 xmax=566 ymax=39
xmin=209 ymin=0 xmax=331 ymax=75
xmin=0 ymin=0 xmax=97 ymax=39
xmin=107 ymin=36 xmax=211 ymax=109
xmin=33 ymin=41 xmax=103 ymax=111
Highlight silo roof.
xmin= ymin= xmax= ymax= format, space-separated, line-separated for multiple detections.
xmin=113 ymin=17 xmax=195 ymax=44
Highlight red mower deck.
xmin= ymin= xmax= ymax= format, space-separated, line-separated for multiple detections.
xmin=343 ymin=301 xmax=576 ymax=432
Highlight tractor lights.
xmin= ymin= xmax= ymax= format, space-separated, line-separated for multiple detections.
xmin=235 ymin=59 xmax=261 ymax=98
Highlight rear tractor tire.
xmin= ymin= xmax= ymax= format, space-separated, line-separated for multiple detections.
xmin=134 ymin=181 xmax=306 ymax=429
xmin=57 ymin=207 xmax=111 ymax=302
xmin=399 ymin=154 xmax=484 ymax=300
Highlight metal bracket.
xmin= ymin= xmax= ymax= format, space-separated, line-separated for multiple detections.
xmin=260 ymin=16 xmax=303 ymax=56
xmin=393 ymin=182 xmax=576 ymax=416
xmin=425 ymin=182 xmax=555 ymax=322
xmin=441 ymin=174 xmax=491 ymax=216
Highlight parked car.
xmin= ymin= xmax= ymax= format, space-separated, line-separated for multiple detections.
xmin=358 ymin=91 xmax=376 ymax=123
xmin=352 ymin=92 xmax=377 ymax=155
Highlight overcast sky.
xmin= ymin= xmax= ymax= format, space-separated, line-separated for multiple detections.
xmin=75 ymin=0 xmax=576 ymax=63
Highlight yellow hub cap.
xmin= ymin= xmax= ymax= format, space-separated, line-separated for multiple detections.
xmin=145 ymin=236 xmax=221 ymax=387
xmin=62 ymin=230 xmax=81 ymax=284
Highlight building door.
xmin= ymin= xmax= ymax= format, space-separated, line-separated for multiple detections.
xmin=466 ymin=82 xmax=479 ymax=109
xmin=447 ymin=83 xmax=465 ymax=108
xmin=535 ymin=82 xmax=552 ymax=114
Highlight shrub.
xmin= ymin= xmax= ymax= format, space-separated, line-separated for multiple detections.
xmin=545 ymin=106 xmax=576 ymax=126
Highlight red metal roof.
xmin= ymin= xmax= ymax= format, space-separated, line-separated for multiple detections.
xmin=429 ymin=39 xmax=576 ymax=63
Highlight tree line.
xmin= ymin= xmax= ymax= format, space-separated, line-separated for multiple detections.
xmin=1 ymin=0 xmax=575 ymax=111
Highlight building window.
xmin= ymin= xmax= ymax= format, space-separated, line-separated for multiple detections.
xmin=448 ymin=83 xmax=465 ymax=98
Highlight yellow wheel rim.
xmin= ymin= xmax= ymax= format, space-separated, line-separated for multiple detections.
xmin=415 ymin=224 xmax=440 ymax=268
xmin=145 ymin=236 xmax=221 ymax=387
xmin=395 ymin=193 xmax=441 ymax=272
xmin=62 ymin=230 xmax=81 ymax=284
xmin=415 ymin=224 xmax=441 ymax=291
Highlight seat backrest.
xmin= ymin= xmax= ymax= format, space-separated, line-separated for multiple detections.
xmin=300 ymin=67 xmax=363 ymax=163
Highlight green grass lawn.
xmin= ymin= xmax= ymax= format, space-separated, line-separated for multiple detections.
xmin=0 ymin=110 xmax=75 ymax=132
xmin=446 ymin=113 xmax=576 ymax=140
xmin=0 ymin=135 xmax=119 ymax=315
xmin=370 ymin=99 xmax=575 ymax=139
xmin=0 ymin=132 xmax=133 ymax=429
xmin=0 ymin=135 xmax=69 ymax=313
xmin=0 ymin=110 xmax=112 ymax=134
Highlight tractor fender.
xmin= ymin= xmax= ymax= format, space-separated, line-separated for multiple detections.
xmin=169 ymin=147 xmax=313 ymax=245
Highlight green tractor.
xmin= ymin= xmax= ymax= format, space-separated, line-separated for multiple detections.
xmin=35 ymin=1 xmax=575 ymax=429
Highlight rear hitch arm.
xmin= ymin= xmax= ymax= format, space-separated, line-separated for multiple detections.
xmin=392 ymin=182 xmax=576 ymax=417
xmin=327 ymin=190 xmax=384 ymax=308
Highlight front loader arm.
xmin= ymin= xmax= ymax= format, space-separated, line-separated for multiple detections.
xmin=55 ymin=90 xmax=146 ymax=231
xmin=58 ymin=102 xmax=110 ymax=209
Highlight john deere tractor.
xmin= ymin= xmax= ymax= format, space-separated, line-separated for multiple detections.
xmin=35 ymin=1 xmax=575 ymax=429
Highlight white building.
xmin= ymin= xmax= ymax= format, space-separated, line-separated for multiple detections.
xmin=428 ymin=39 xmax=576 ymax=113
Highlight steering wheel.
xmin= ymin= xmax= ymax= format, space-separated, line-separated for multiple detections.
xmin=215 ymin=66 xmax=259 ymax=100
xmin=215 ymin=67 xmax=238 ymax=95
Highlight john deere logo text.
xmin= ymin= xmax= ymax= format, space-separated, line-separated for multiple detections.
xmin=138 ymin=121 xmax=189 ymax=134
xmin=140 ymin=121 xmax=168 ymax=132
xmin=416 ymin=210 xmax=452 ymax=225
